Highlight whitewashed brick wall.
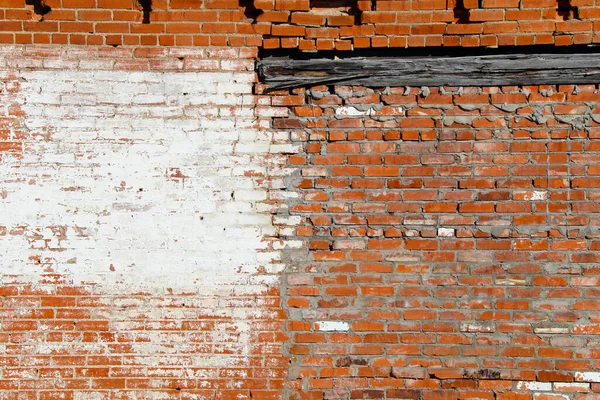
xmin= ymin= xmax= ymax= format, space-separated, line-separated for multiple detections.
xmin=0 ymin=47 xmax=295 ymax=377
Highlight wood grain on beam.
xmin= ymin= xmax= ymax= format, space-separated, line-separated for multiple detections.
xmin=258 ymin=53 xmax=600 ymax=90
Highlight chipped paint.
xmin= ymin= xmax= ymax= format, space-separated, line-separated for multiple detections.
xmin=315 ymin=321 xmax=350 ymax=331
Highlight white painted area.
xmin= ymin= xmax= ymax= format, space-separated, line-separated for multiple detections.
xmin=519 ymin=190 xmax=547 ymax=201
xmin=335 ymin=106 xmax=371 ymax=116
xmin=315 ymin=321 xmax=350 ymax=332
xmin=575 ymin=372 xmax=600 ymax=383
xmin=553 ymin=382 xmax=590 ymax=391
xmin=533 ymin=394 xmax=567 ymax=400
xmin=438 ymin=228 xmax=455 ymax=237
xmin=0 ymin=67 xmax=281 ymax=289
xmin=517 ymin=381 xmax=551 ymax=391
xmin=534 ymin=327 xmax=569 ymax=334
xmin=460 ymin=323 xmax=494 ymax=333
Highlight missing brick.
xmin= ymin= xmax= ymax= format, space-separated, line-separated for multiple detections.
xmin=557 ymin=0 xmax=579 ymax=20
xmin=136 ymin=0 xmax=152 ymax=24
xmin=311 ymin=0 xmax=362 ymax=25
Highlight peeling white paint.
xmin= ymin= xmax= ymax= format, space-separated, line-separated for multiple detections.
xmin=522 ymin=190 xmax=547 ymax=201
xmin=315 ymin=321 xmax=350 ymax=332
xmin=0 ymin=54 xmax=298 ymax=373
xmin=335 ymin=106 xmax=371 ymax=116
xmin=575 ymin=372 xmax=600 ymax=383
xmin=438 ymin=228 xmax=455 ymax=237
xmin=533 ymin=394 xmax=567 ymax=400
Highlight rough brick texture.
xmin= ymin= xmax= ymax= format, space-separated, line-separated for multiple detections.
xmin=266 ymin=83 xmax=600 ymax=399
xmin=2 ymin=0 xmax=600 ymax=49
xmin=0 ymin=0 xmax=262 ymax=47
xmin=0 ymin=45 xmax=292 ymax=398
xmin=2 ymin=0 xmax=600 ymax=399
xmin=255 ymin=0 xmax=600 ymax=50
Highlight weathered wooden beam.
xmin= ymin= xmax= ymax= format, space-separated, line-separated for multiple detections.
xmin=258 ymin=53 xmax=600 ymax=91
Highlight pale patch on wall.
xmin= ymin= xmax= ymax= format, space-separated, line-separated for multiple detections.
xmin=315 ymin=321 xmax=350 ymax=332
xmin=0 ymin=67 xmax=278 ymax=291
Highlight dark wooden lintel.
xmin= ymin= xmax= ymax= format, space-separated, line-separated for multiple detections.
xmin=258 ymin=52 xmax=600 ymax=91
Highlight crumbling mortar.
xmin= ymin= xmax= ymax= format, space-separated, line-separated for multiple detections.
xmin=274 ymin=83 xmax=600 ymax=397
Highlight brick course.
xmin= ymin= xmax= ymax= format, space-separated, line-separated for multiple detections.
xmin=1 ymin=0 xmax=600 ymax=399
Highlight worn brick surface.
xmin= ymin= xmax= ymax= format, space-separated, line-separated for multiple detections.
xmin=1 ymin=1 xmax=600 ymax=399
xmin=265 ymin=84 xmax=600 ymax=399
xmin=0 ymin=45 xmax=293 ymax=398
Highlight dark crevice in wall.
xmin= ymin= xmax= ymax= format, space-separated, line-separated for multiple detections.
xmin=556 ymin=0 xmax=579 ymax=20
xmin=259 ymin=43 xmax=600 ymax=61
xmin=239 ymin=0 xmax=262 ymax=23
xmin=25 ymin=0 xmax=50 ymax=16
xmin=258 ymin=51 xmax=600 ymax=91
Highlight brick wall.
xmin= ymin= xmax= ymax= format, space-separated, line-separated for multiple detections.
xmin=0 ymin=45 xmax=293 ymax=398
xmin=267 ymin=83 xmax=600 ymax=399
xmin=1 ymin=0 xmax=600 ymax=399
xmin=1 ymin=0 xmax=599 ymax=49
